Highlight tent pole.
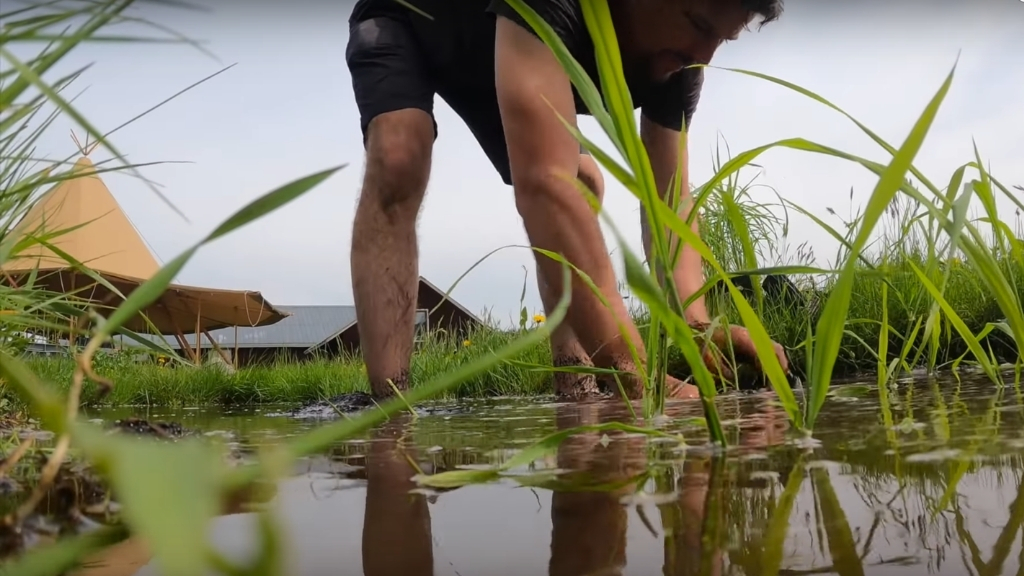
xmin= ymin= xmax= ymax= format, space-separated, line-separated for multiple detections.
xmin=234 ymin=325 xmax=239 ymax=369
xmin=194 ymin=301 xmax=201 ymax=366
xmin=172 ymin=333 xmax=189 ymax=360
xmin=202 ymin=329 xmax=232 ymax=365
xmin=171 ymin=325 xmax=195 ymax=363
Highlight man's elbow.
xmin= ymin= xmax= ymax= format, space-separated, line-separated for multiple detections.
xmin=511 ymin=163 xmax=578 ymax=219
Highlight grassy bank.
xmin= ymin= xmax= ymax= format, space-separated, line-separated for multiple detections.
xmin=18 ymin=219 xmax=1023 ymax=409
xmin=13 ymin=187 xmax=1023 ymax=409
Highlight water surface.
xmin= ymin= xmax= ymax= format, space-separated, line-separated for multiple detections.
xmin=80 ymin=375 xmax=1024 ymax=576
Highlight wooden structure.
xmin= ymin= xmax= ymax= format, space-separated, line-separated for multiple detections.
xmin=1 ymin=146 xmax=288 ymax=363
xmin=305 ymin=276 xmax=482 ymax=357
xmin=133 ymin=277 xmax=483 ymax=366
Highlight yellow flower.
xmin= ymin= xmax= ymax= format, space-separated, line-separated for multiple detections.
xmin=951 ymin=257 xmax=962 ymax=267
xmin=533 ymin=313 xmax=546 ymax=324
xmin=463 ymin=339 xmax=472 ymax=347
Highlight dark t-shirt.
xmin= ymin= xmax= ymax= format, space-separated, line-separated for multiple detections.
xmin=484 ymin=0 xmax=704 ymax=132
xmin=350 ymin=0 xmax=704 ymax=133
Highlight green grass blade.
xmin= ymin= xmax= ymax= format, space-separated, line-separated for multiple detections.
xmin=907 ymin=260 xmax=999 ymax=383
xmin=804 ymin=60 xmax=957 ymax=431
xmin=500 ymin=0 xmax=623 ymax=158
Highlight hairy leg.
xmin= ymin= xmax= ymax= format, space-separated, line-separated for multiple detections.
xmin=351 ymin=109 xmax=434 ymax=398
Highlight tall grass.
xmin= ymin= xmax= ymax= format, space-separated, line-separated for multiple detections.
xmin=1 ymin=0 xmax=1023 ymax=573
xmin=495 ymin=0 xmax=1023 ymax=444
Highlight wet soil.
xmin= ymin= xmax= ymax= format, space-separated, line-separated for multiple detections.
xmin=286 ymin=392 xmax=467 ymax=420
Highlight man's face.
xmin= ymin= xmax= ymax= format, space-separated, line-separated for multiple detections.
xmin=619 ymin=0 xmax=755 ymax=83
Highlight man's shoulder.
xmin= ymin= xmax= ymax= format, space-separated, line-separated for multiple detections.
xmin=486 ymin=0 xmax=586 ymax=43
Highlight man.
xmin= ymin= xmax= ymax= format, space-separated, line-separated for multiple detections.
xmin=345 ymin=0 xmax=790 ymax=401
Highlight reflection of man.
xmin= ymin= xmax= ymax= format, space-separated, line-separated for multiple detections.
xmin=546 ymin=396 xmax=788 ymax=575
xmin=362 ymin=414 xmax=434 ymax=576
xmin=548 ymin=402 xmax=646 ymax=576
xmin=344 ymin=0 xmax=790 ymax=403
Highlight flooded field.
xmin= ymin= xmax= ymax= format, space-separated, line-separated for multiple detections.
xmin=38 ymin=375 xmax=1024 ymax=575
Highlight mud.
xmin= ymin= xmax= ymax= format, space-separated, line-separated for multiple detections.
xmin=551 ymin=354 xmax=605 ymax=400
xmin=110 ymin=417 xmax=193 ymax=439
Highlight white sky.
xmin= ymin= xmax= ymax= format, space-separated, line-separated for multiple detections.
xmin=12 ymin=0 xmax=1024 ymax=327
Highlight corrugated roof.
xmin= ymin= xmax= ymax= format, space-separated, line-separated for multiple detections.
xmin=131 ymin=305 xmax=356 ymax=349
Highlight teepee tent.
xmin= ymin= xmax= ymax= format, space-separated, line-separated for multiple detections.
xmin=1 ymin=154 xmax=289 ymax=362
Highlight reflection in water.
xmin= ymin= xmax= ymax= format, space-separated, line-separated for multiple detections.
xmin=548 ymin=402 xmax=638 ymax=576
xmin=362 ymin=413 xmax=433 ymax=576
xmin=82 ymin=376 xmax=1024 ymax=575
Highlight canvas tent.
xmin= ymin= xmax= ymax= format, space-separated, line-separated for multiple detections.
xmin=1 ymin=155 xmax=288 ymax=361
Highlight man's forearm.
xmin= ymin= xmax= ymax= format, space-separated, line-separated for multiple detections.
xmin=640 ymin=116 xmax=710 ymax=326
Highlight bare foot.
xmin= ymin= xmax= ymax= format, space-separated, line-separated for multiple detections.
xmin=593 ymin=371 xmax=700 ymax=400
xmin=552 ymin=354 xmax=602 ymax=400
xmin=665 ymin=375 xmax=700 ymax=399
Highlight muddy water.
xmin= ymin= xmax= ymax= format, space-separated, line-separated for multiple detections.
xmin=83 ymin=375 xmax=1024 ymax=576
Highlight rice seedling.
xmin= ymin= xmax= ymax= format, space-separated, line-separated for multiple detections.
xmin=496 ymin=0 xmax=1024 ymax=445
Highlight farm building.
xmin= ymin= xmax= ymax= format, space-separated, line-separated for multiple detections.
xmin=132 ymin=277 xmax=482 ymax=366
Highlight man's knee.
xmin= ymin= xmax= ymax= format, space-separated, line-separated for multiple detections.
xmin=363 ymin=109 xmax=435 ymax=211
xmin=578 ymin=153 xmax=604 ymax=205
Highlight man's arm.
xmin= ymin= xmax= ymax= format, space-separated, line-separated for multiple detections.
xmin=640 ymin=113 xmax=711 ymax=326
xmin=494 ymin=15 xmax=647 ymax=367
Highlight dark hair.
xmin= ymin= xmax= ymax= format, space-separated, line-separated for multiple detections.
xmin=742 ymin=0 xmax=783 ymax=26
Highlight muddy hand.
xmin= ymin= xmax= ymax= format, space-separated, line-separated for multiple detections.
xmin=696 ymin=324 xmax=790 ymax=382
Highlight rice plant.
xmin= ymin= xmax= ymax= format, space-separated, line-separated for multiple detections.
xmin=498 ymin=0 xmax=1023 ymax=444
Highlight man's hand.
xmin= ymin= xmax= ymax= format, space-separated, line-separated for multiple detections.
xmin=692 ymin=321 xmax=790 ymax=382
xmin=639 ymin=116 xmax=788 ymax=385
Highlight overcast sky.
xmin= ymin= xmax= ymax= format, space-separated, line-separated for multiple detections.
xmin=14 ymin=0 xmax=1024 ymax=327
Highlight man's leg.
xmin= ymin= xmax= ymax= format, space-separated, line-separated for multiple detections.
xmin=538 ymin=153 xmax=604 ymax=398
xmin=352 ymin=112 xmax=433 ymax=398
xmin=347 ymin=16 xmax=437 ymax=399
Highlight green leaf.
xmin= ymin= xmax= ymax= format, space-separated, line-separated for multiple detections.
xmin=500 ymin=0 xmax=623 ymax=159
xmin=72 ymin=422 xmax=226 ymax=576
xmin=907 ymin=260 xmax=999 ymax=382
xmin=206 ymin=166 xmax=345 ymax=243
xmin=805 ymin=59 xmax=957 ymax=430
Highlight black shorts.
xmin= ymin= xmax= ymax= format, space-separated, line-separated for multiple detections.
xmin=345 ymin=0 xmax=587 ymax=186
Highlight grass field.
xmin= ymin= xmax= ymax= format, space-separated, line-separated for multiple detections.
xmin=17 ymin=214 xmax=1022 ymax=409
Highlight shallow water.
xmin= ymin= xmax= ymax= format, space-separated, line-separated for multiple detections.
xmin=78 ymin=375 xmax=1024 ymax=576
